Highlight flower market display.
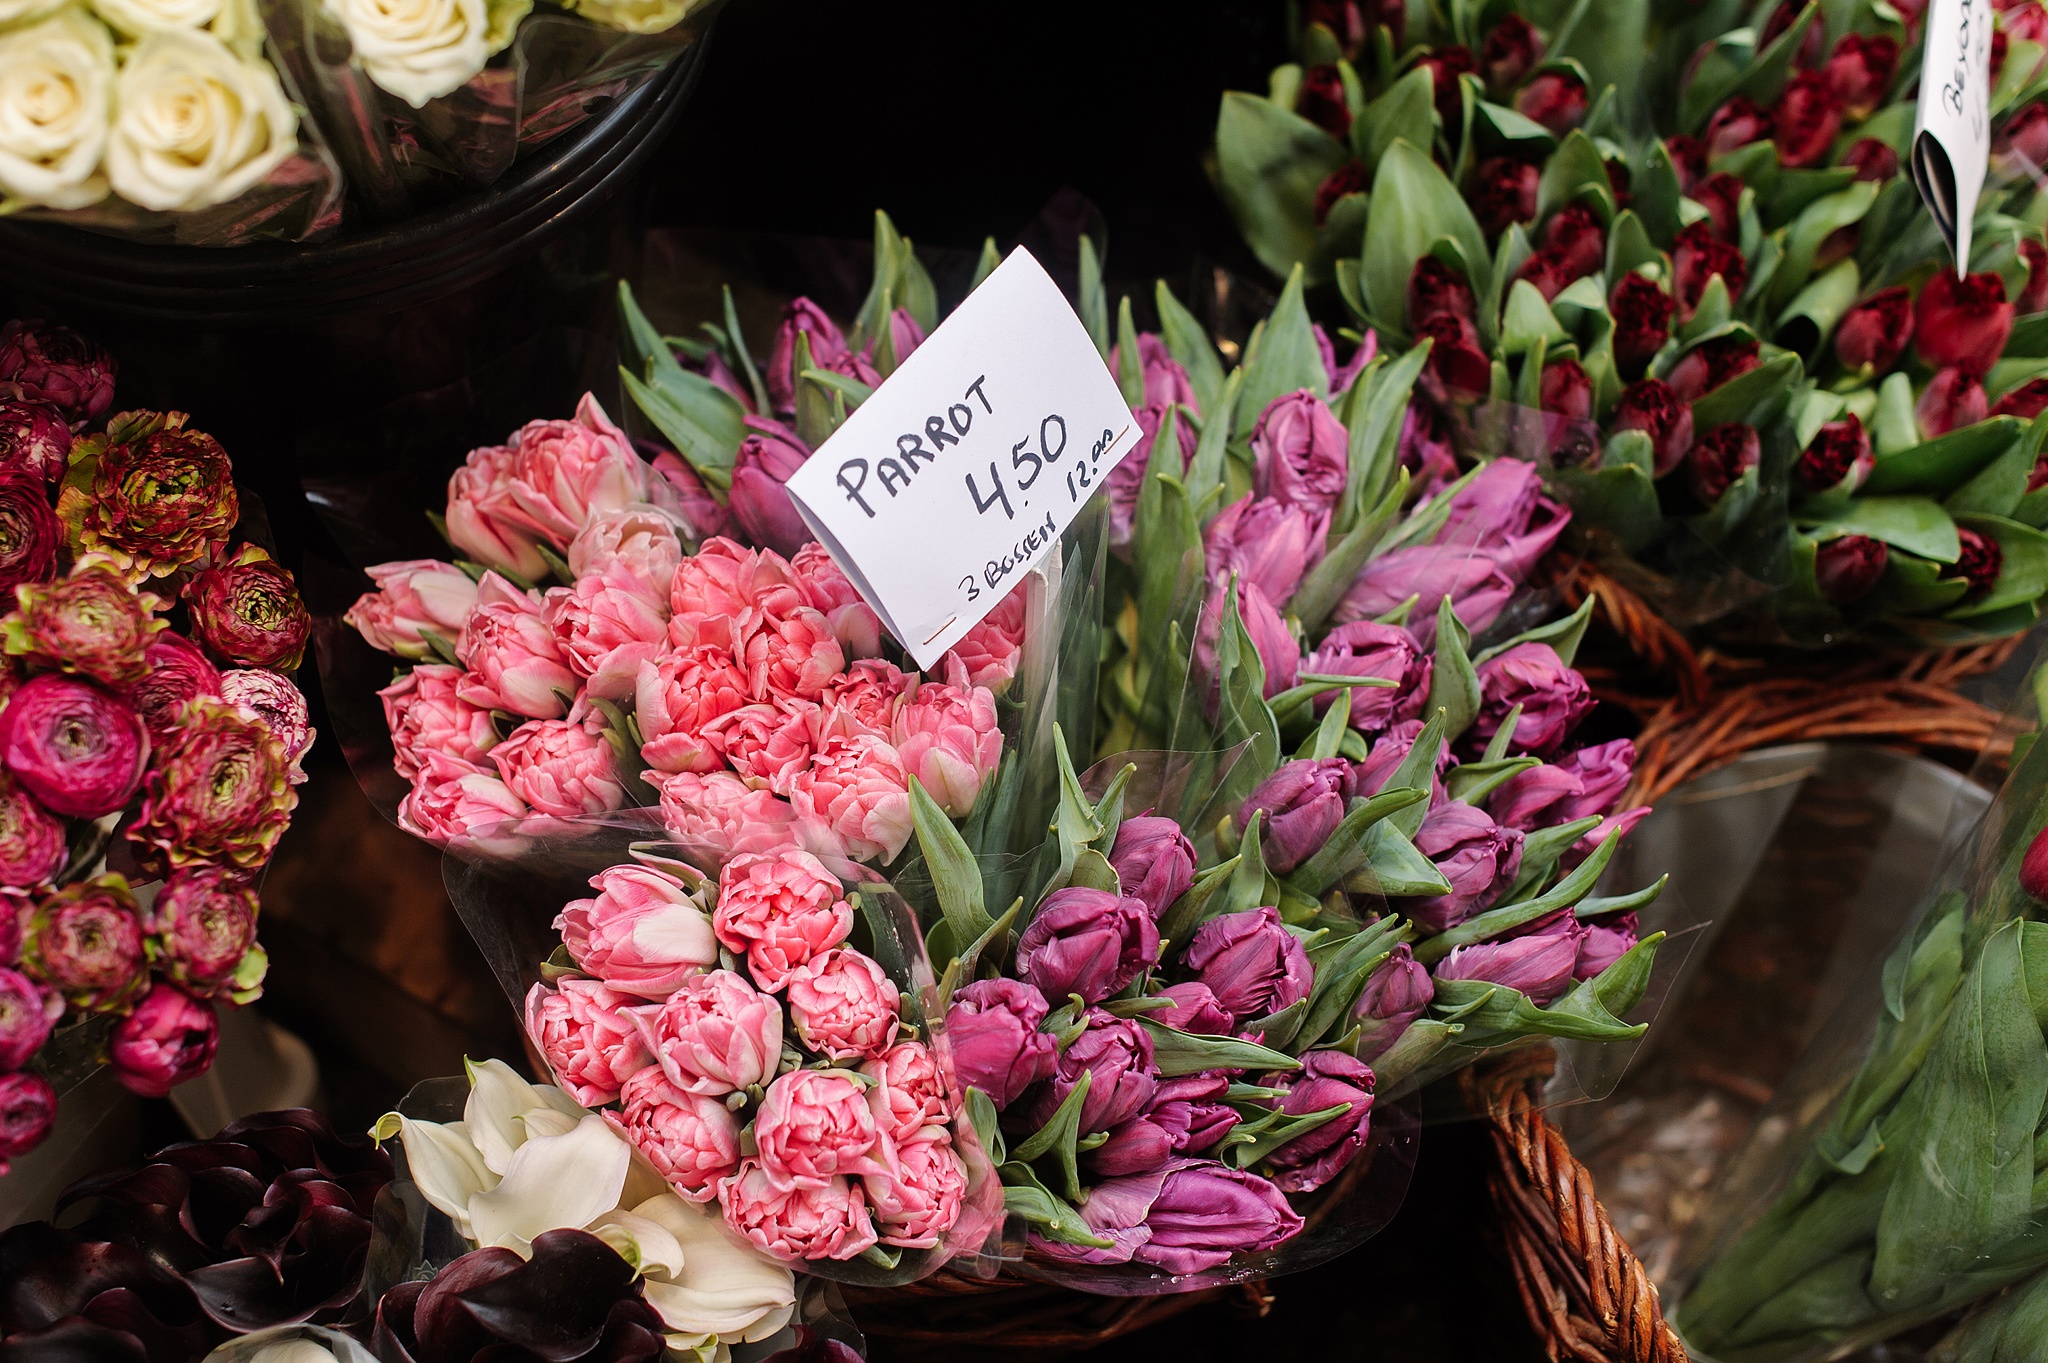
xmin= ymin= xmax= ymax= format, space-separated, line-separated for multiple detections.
xmin=1214 ymin=0 xmax=2048 ymax=647
xmin=0 ymin=315 xmax=310 ymax=1175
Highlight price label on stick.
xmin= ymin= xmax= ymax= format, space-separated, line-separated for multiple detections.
xmin=1913 ymin=0 xmax=1994 ymax=273
xmin=784 ymin=248 xmax=1141 ymax=670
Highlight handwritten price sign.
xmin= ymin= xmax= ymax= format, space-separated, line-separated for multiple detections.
xmin=1914 ymin=0 xmax=1993 ymax=272
xmin=785 ymin=249 xmax=1140 ymax=670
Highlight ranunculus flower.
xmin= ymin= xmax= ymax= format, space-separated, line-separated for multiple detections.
xmin=1514 ymin=69 xmax=1587 ymax=134
xmin=184 ymin=544 xmax=311 ymax=673
xmin=767 ymin=299 xmax=855 ymax=417
xmin=22 ymin=875 xmax=145 ymax=1010
xmin=1408 ymin=801 xmax=1524 ymax=933
xmin=1105 ymin=402 xmax=1198 ymax=548
xmin=944 ymin=978 xmax=1056 ymax=1109
xmin=0 ymin=1068 xmax=54 ymax=1172
xmin=3 ymin=556 xmax=164 ymax=687
xmin=558 ymin=863 xmax=717 ymax=1000
xmin=1671 ymin=221 xmax=1748 ymax=320
xmin=787 ymin=948 xmax=900 ymax=1061
xmin=1470 ymin=642 xmax=1595 ymax=757
xmin=0 ymin=319 xmax=113 ymax=426
xmin=1029 ymin=1008 xmax=1156 ymax=1136
xmin=1036 ymin=1158 xmax=1303 ymax=1274
xmin=545 ymin=564 xmax=667 ymax=702
xmin=1611 ymin=379 xmax=1695 ymax=477
xmin=0 ymin=673 xmax=148 ymax=818
xmin=719 ymin=1161 xmax=877 ymax=1262
xmin=1262 ymin=1050 xmax=1374 ymax=1193
xmin=1795 ymin=415 xmax=1874 ymax=495
xmin=864 ymin=1132 xmax=966 ymax=1249
xmin=1239 ymin=758 xmax=1354 ymax=877
xmin=0 ymin=966 xmax=55 ymax=1069
xmin=1668 ymin=336 xmax=1762 ymax=404
xmin=0 ymin=11 xmax=113 ymax=213
xmin=128 ymin=695 xmax=296 ymax=873
xmin=1151 ymin=980 xmax=1233 ymax=1035
xmin=1354 ymin=944 xmax=1432 ymax=1060
xmin=397 ymin=751 xmax=525 ymax=846
xmin=755 ymin=1068 xmax=892 ymax=1188
xmin=497 ymin=395 xmax=649 ymax=549
xmin=146 ymin=864 xmax=261 ymax=999
xmin=524 ymin=977 xmax=651 ymax=1107
xmin=219 ymin=667 xmax=314 ymax=780
xmin=0 ymin=770 xmax=63 ymax=888
xmin=108 ymin=980 xmax=217 ymax=1097
xmin=633 ymin=968 xmax=782 ymax=1096
xmin=1194 ymin=577 xmax=1298 ymax=704
xmin=1916 ymin=270 xmax=2016 ymax=373
xmin=1186 ymin=906 xmax=1313 ymax=1024
xmin=861 ymin=1041 xmax=948 ymax=1145
xmin=1109 ymin=332 xmax=1200 ymax=411
xmin=791 ymin=734 xmax=913 ymax=864
xmin=611 ymin=1065 xmax=740 ymax=1203
xmin=456 ymin=573 xmax=578 ymax=721
xmin=790 ymin=541 xmax=883 ymax=662
xmin=1771 ymin=70 xmax=1842 ymax=168
xmin=346 ymin=559 xmax=479 ymax=661
xmin=445 ymin=442 xmax=550 ymax=583
xmin=567 ymin=503 xmax=686 ymax=597
xmin=1016 ymin=887 xmax=1159 ymax=1005
xmin=1843 ymin=136 xmax=1899 ymax=181
xmin=1703 ymin=95 xmax=1772 ymax=156
xmin=1332 ymin=545 xmax=1515 ymax=647
xmin=1435 ymin=909 xmax=1587 ymax=1005
xmin=1949 ymin=525 xmax=2005 ymax=600
xmin=1204 ymin=493 xmax=1326 ymax=606
xmin=1824 ymin=32 xmax=1898 ymax=118
xmin=1296 ymin=62 xmax=1352 ymax=137
xmin=1577 ymin=911 xmax=1640 ymax=979
xmin=891 ymin=678 xmax=1001 ymax=818
xmin=1610 ymin=273 xmax=1674 ymax=379
xmin=1836 ymin=286 xmax=1914 ymax=372
xmin=1108 ymin=816 xmax=1197 ymax=922
xmin=1471 ymin=156 xmax=1540 ymax=238
xmin=0 ymin=399 xmax=72 ymax=485
xmin=69 ymin=415 xmax=237 ymax=576
xmin=1249 ymin=390 xmax=1348 ymax=517
xmin=656 ymin=770 xmax=804 ymax=866
xmin=1918 ymin=365 xmax=1989 ymax=439
xmin=712 ymin=848 xmax=850 ymax=992
xmin=490 ymin=713 xmax=626 ymax=819
xmin=380 ymin=663 xmax=495 ymax=781
xmin=1480 ymin=13 xmax=1541 ymax=90
xmin=728 ymin=420 xmax=812 ymax=559
xmin=0 ymin=471 xmax=57 ymax=600
xmin=1688 ymin=422 xmax=1762 ymax=503
xmin=1815 ymin=533 xmax=1890 ymax=604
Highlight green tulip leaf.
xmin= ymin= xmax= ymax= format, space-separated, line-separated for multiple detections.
xmin=1216 ymin=92 xmax=1354 ymax=281
xmin=1865 ymin=418 xmax=2029 ymax=497
xmin=1801 ymin=496 xmax=1961 ymax=562
xmin=1364 ymin=139 xmax=1491 ymax=331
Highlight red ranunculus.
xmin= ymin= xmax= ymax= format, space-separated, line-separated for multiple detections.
xmin=1915 ymin=270 xmax=2016 ymax=373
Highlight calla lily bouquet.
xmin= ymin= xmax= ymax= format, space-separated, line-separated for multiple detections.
xmin=0 ymin=316 xmax=313 ymax=1179
xmin=1215 ymin=0 xmax=2048 ymax=646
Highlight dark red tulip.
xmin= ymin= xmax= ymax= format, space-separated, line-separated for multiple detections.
xmin=1918 ymin=365 xmax=1990 ymax=437
xmin=1672 ymin=220 xmax=1749 ymax=318
xmin=1823 ymin=33 xmax=1899 ymax=119
xmin=1409 ymin=255 xmax=1478 ymax=328
xmin=1667 ymin=335 xmax=1762 ymax=403
xmin=1996 ymin=102 xmax=2048 ymax=172
xmin=1947 ymin=525 xmax=2003 ymax=599
xmin=1611 ymin=378 xmax=1696 ymax=476
xmin=1774 ymin=72 xmax=1845 ymax=168
xmin=1703 ymin=97 xmax=1774 ymax=158
xmin=2006 ymin=1 xmax=2048 ymax=46
xmin=1814 ymin=534 xmax=1889 ymax=604
xmin=1515 ymin=247 xmax=1576 ymax=302
xmin=1842 ymin=137 xmax=1900 ymax=181
xmin=1814 ymin=224 xmax=1861 ymax=272
xmin=1664 ymin=134 xmax=1710 ymax=192
xmin=1915 ymin=270 xmax=2016 ymax=373
xmin=2021 ymin=237 xmax=2048 ymax=314
xmin=1417 ymin=46 xmax=1477 ymax=127
xmin=1417 ymin=313 xmax=1494 ymax=397
xmin=1687 ymin=423 xmax=1761 ymax=502
xmin=1515 ymin=70 xmax=1589 ymax=135
xmin=1995 ymin=377 xmax=2048 ymax=423
xmin=1995 ymin=25 xmax=2012 ymax=81
xmin=2021 ymin=822 xmax=2048 ymax=901
xmin=1315 ymin=159 xmax=1371 ymax=226
xmin=1606 ymin=157 xmax=1632 ymax=203
xmin=1304 ymin=0 xmax=1368 ymax=54
xmin=1481 ymin=14 xmax=1543 ymax=93
xmin=1760 ymin=0 xmax=1827 ymax=66
xmin=1610 ymin=272 xmax=1675 ymax=378
xmin=1540 ymin=358 xmax=1594 ymax=420
xmin=1299 ymin=64 xmax=1353 ymax=138
xmin=1835 ymin=286 xmax=1914 ymax=371
xmin=1472 ymin=156 xmax=1541 ymax=237
xmin=1690 ymin=172 xmax=1745 ymax=241
xmin=1542 ymin=204 xmax=1607 ymax=280
xmin=1794 ymin=414 xmax=1873 ymax=494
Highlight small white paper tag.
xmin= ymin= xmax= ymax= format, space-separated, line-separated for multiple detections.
xmin=1913 ymin=0 xmax=1994 ymax=274
xmin=784 ymin=248 xmax=1141 ymax=671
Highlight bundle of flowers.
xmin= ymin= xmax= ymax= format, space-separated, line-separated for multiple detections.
xmin=0 ymin=1108 xmax=391 ymax=1358
xmin=0 ymin=316 xmax=312 ymax=1175
xmin=1214 ymin=0 xmax=2048 ymax=646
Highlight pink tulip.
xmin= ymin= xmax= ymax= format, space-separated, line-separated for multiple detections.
xmin=455 ymin=574 xmax=578 ymax=721
xmin=864 ymin=1132 xmax=967 ymax=1249
xmin=567 ymin=503 xmax=687 ymax=595
xmin=719 ymin=1161 xmax=878 ymax=1262
xmin=502 ymin=394 xmax=650 ymax=547
xmin=557 ymin=863 xmax=719 ymax=999
xmin=861 ymin=1041 xmax=950 ymax=1145
xmin=524 ymin=978 xmax=652 ymax=1107
xmin=636 ymin=644 xmax=750 ymax=775
xmin=445 ymin=442 xmax=550 ymax=582
xmin=787 ymin=948 xmax=901 ymax=1061
xmin=739 ymin=601 xmax=845 ymax=705
xmin=755 ymin=1068 xmax=895 ymax=1189
xmin=1250 ymin=390 xmax=1348 ymax=518
xmin=544 ymin=563 xmax=669 ymax=701
xmin=1109 ymin=332 xmax=1200 ymax=411
xmin=109 ymin=983 xmax=217 ymax=1097
xmin=712 ymin=848 xmax=852 ymax=992
xmin=346 ymin=560 xmax=480 ymax=661
xmin=891 ymin=680 xmax=1001 ymax=818
xmin=656 ymin=770 xmax=806 ymax=866
xmin=631 ymin=968 xmax=783 ymax=1095
xmin=610 ymin=1065 xmax=741 ymax=1202
xmin=942 ymin=584 xmax=1025 ymax=693
xmin=1203 ymin=494 xmax=1327 ymax=605
xmin=490 ymin=713 xmax=626 ymax=818
xmin=709 ymin=700 xmax=820 ymax=796
xmin=790 ymin=542 xmax=883 ymax=661
xmin=819 ymin=659 xmax=916 ymax=742
xmin=767 ymin=299 xmax=856 ymax=416
xmin=791 ymin=735 xmax=914 ymax=864
xmin=397 ymin=750 xmax=527 ymax=846
xmin=380 ymin=663 xmax=498 ymax=781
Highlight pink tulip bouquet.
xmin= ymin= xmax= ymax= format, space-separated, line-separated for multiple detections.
xmin=0 ymin=317 xmax=313 ymax=1175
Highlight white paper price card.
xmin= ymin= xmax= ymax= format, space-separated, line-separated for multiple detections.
xmin=1913 ymin=0 xmax=1994 ymax=273
xmin=783 ymin=248 xmax=1141 ymax=670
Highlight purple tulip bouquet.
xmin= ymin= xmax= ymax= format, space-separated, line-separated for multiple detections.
xmin=0 ymin=317 xmax=313 ymax=1178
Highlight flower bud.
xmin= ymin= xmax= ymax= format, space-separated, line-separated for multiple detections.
xmin=1842 ymin=137 xmax=1900 ymax=181
xmin=1948 ymin=525 xmax=2004 ymax=600
xmin=0 ymin=400 xmax=71 ymax=484
xmin=1688 ymin=422 xmax=1762 ymax=504
xmin=1918 ymin=365 xmax=1989 ymax=439
xmin=110 ymin=981 xmax=217 ymax=1097
xmin=729 ymin=421 xmax=812 ymax=559
xmin=1029 ymin=1008 xmax=1155 ymax=1135
xmin=1185 ymin=906 xmax=1313 ymax=1023
xmin=1250 ymin=390 xmax=1348 ymax=516
xmin=768 ymin=299 xmax=852 ymax=416
xmin=1203 ymin=494 xmax=1325 ymax=605
xmin=1542 ymin=204 xmax=1606 ymax=281
xmin=1472 ymin=642 xmax=1595 ymax=756
xmin=0 ymin=967 xmax=55 ymax=1069
xmin=1672 ymin=221 xmax=1749 ymax=320
xmin=1417 ymin=45 xmax=1475 ymax=127
xmin=1540 ymin=358 xmax=1593 ymax=425
xmin=0 ymin=773 xmax=62 ymax=891
xmin=1017 ymin=887 xmax=1159 ymax=1004
xmin=1917 ymin=271 xmax=2016 ymax=374
xmin=1836 ymin=287 xmax=1915 ymax=372
xmin=1515 ymin=248 xmax=1577 ymax=303
xmin=1354 ymin=944 xmax=1434 ymax=1060
xmin=1416 ymin=312 xmax=1494 ymax=397
xmin=1664 ymin=134 xmax=1709 ymax=192
xmin=1823 ymin=33 xmax=1898 ymax=119
xmin=1435 ymin=909 xmax=1586 ymax=1005
xmin=1409 ymin=801 xmax=1525 ymax=932
xmin=1608 ymin=276 xmax=1676 ymax=381
xmin=1333 ymin=545 xmax=1515 ymax=645
xmin=1814 ymin=535 xmax=1889 ymax=604
xmin=345 ymin=559 xmax=479 ymax=661
xmin=1703 ymin=96 xmax=1773 ymax=157
xmin=1151 ymin=980 xmax=1233 ymax=1035
xmin=1315 ymin=159 xmax=1371 ymax=225
xmin=1480 ymin=14 xmax=1542 ymax=91
xmin=1263 ymin=1050 xmax=1375 ymax=1192
xmin=0 ymin=1070 xmax=55 ymax=1173
xmin=1303 ymin=621 xmax=1431 ymax=738
xmin=944 ymin=978 xmax=1056 ymax=1109
xmin=1998 ymin=379 xmax=2048 ymax=423
xmin=1772 ymin=71 xmax=1843 ymax=168
xmin=1108 ymin=815 xmax=1198 ymax=922
xmin=1240 ymin=758 xmax=1355 ymax=876
xmin=1668 ymin=335 xmax=1762 ymax=404
xmin=1794 ymin=414 xmax=1874 ymax=495
xmin=1297 ymin=63 xmax=1352 ymax=138
xmin=1514 ymin=69 xmax=1587 ymax=134
xmin=1690 ymin=172 xmax=1744 ymax=242
xmin=1471 ymin=157 xmax=1540 ymax=238
xmin=0 ymin=321 xmax=114 ymax=427
xmin=2020 ymin=824 xmax=2048 ymax=901
xmin=1996 ymin=101 xmax=2048 ymax=174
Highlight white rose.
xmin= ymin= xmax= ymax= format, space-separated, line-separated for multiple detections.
xmin=321 ymin=0 xmax=493 ymax=109
xmin=88 ymin=0 xmax=220 ymax=37
xmin=0 ymin=0 xmax=67 ymax=26
xmin=105 ymin=27 xmax=295 ymax=212
xmin=0 ymin=8 xmax=113 ymax=211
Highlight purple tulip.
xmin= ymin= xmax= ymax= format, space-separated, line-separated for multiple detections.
xmin=1195 ymin=579 xmax=1299 ymax=704
xmin=1107 ymin=402 xmax=1201 ymax=548
xmin=1434 ymin=909 xmax=1586 ymax=1005
xmin=1303 ymin=621 xmax=1432 ymax=738
xmin=944 ymin=979 xmax=1056 ymax=1109
xmin=1110 ymin=333 xmax=1200 ymax=411
xmin=1324 ymin=324 xmax=1378 ymax=392
xmin=1354 ymin=719 xmax=1450 ymax=798
xmin=1185 ymin=907 xmax=1313 ymax=1024
xmin=1262 ymin=1050 xmax=1375 ymax=1193
xmin=1408 ymin=802 xmax=1524 ymax=933
xmin=1017 ymin=888 xmax=1160 ymax=1005
xmin=1562 ymin=806 xmax=1653 ymax=874
xmin=1239 ymin=758 xmax=1355 ymax=876
xmin=767 ymin=298 xmax=852 ymax=415
xmin=1488 ymin=762 xmax=1584 ymax=831
xmin=1436 ymin=459 xmax=1573 ymax=582
xmin=1470 ymin=644 xmax=1596 ymax=757
xmin=1029 ymin=1009 xmax=1157 ymax=1135
xmin=1576 ymin=911 xmax=1640 ymax=980
xmin=1204 ymin=494 xmax=1327 ymax=605
xmin=886 ymin=308 xmax=926 ymax=365
xmin=1250 ymin=390 xmax=1348 ymax=518
xmin=1150 ymin=981 xmax=1233 ymax=1035
xmin=0 ymin=967 xmax=55 ymax=1069
xmin=1035 ymin=1158 xmax=1305 ymax=1273
xmin=1086 ymin=1073 xmax=1236 ymax=1176
xmin=1331 ymin=545 xmax=1515 ymax=648
xmin=1399 ymin=403 xmax=1460 ymax=491
xmin=1354 ymin=944 xmax=1433 ymax=1061
xmin=727 ymin=419 xmax=811 ymax=558
xmin=1108 ymin=816 xmax=1197 ymax=921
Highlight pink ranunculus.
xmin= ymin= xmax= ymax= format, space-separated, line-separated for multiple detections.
xmin=755 ymin=1068 xmax=895 ymax=1189
xmin=636 ymin=645 xmax=750 ymax=775
xmin=108 ymin=982 xmax=217 ymax=1097
xmin=0 ymin=1068 xmax=54 ymax=1172
xmin=790 ymin=543 xmax=883 ymax=661
xmin=524 ymin=978 xmax=652 ymax=1107
xmin=943 ymin=584 xmax=1025 ymax=694
xmin=890 ymin=681 xmax=1001 ymax=818
xmin=218 ymin=669 xmax=315 ymax=783
xmin=502 ymin=394 xmax=650 ymax=547
xmin=0 ymin=966 xmax=56 ymax=1069
xmin=380 ymin=663 xmax=498 ymax=781
xmin=0 ymin=772 xmax=63 ymax=889
xmin=719 ymin=1161 xmax=877 ymax=1263
xmin=397 ymin=750 xmax=527 ymax=846
xmin=740 ymin=602 xmax=845 ymax=704
xmin=709 ymin=700 xmax=819 ymax=797
xmin=668 ymin=537 xmax=809 ymax=658
xmin=631 ymin=968 xmax=783 ymax=1095
xmin=729 ymin=419 xmax=813 ymax=559
xmin=786 ymin=947 xmax=901 ymax=1061
xmin=124 ymin=634 xmax=220 ymax=741
xmin=864 ymin=1131 xmax=967 ymax=1249
xmin=818 ymin=659 xmax=917 ymax=742
xmin=712 ymin=848 xmax=851 ymax=992
xmin=655 ymin=770 xmax=805 ymax=866
xmin=610 ymin=1065 xmax=741 ymax=1202
xmin=455 ymin=574 xmax=579 ymax=721
xmin=861 ymin=1041 xmax=949 ymax=1145
xmin=650 ymin=451 xmax=736 ymax=544
xmin=544 ymin=563 xmax=669 ymax=701
xmin=0 ymin=675 xmax=148 ymax=820
xmin=445 ymin=442 xmax=551 ymax=583
xmin=791 ymin=735 xmax=914 ymax=864
xmin=556 ymin=863 xmax=719 ymax=999
xmin=345 ymin=560 xmax=480 ymax=661
xmin=568 ymin=504 xmax=687 ymax=596
xmin=490 ymin=712 xmax=626 ymax=818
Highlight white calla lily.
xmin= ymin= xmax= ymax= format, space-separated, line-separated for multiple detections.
xmin=588 ymin=1205 xmax=687 ymax=1278
xmin=462 ymin=1056 xmax=583 ymax=1175
xmin=631 ymin=1193 xmax=797 ymax=1343
xmin=466 ymin=1114 xmax=631 ymax=1252
xmin=376 ymin=1114 xmax=495 ymax=1239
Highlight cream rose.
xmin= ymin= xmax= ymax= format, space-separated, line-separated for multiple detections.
xmin=88 ymin=0 xmax=221 ymax=37
xmin=105 ymin=27 xmax=295 ymax=212
xmin=322 ymin=0 xmax=490 ymax=108
xmin=0 ymin=0 xmax=66 ymax=25
xmin=0 ymin=8 xmax=113 ymax=211
xmin=568 ymin=0 xmax=694 ymax=35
